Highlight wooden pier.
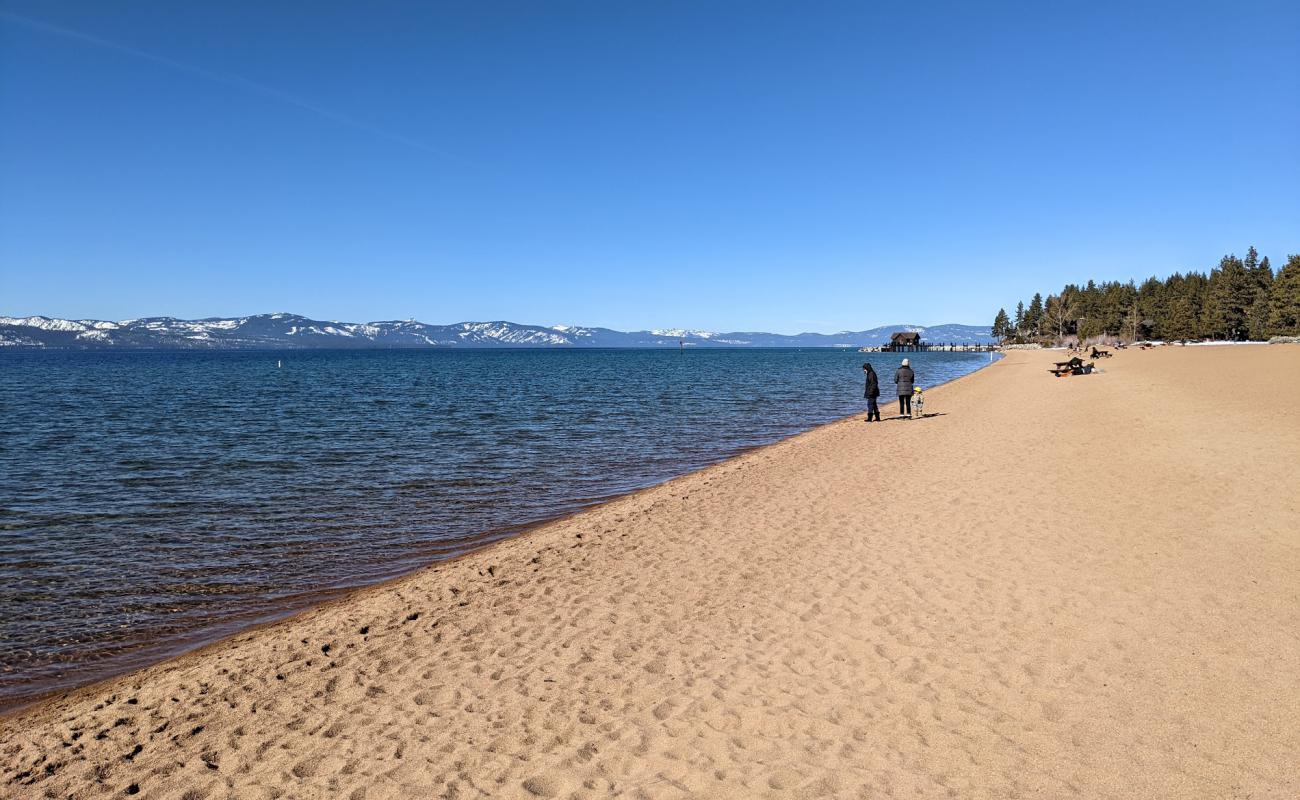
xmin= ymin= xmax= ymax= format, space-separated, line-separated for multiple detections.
xmin=863 ymin=342 xmax=998 ymax=353
xmin=863 ymin=332 xmax=998 ymax=353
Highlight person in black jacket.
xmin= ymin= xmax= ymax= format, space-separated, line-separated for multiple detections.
xmin=862 ymin=362 xmax=881 ymax=422
xmin=895 ymin=358 xmax=916 ymax=418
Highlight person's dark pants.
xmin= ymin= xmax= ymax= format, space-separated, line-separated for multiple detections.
xmin=899 ymin=394 xmax=911 ymax=416
xmin=866 ymin=397 xmax=880 ymax=421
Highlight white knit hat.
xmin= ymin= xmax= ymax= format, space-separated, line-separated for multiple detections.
xmin=901 ymin=358 xmax=910 ymax=366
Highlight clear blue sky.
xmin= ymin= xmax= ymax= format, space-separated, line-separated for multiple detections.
xmin=2 ymin=1 xmax=1296 ymax=332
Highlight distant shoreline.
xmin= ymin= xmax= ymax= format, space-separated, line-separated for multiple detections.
xmin=1 ymin=313 xmax=994 ymax=350
xmin=1 ymin=344 xmax=990 ymax=352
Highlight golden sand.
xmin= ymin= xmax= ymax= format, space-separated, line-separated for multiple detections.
xmin=3 ymin=345 xmax=1298 ymax=799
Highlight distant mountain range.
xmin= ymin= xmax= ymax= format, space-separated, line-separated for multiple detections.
xmin=0 ymin=313 xmax=994 ymax=349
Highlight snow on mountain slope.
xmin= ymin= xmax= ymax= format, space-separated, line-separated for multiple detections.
xmin=0 ymin=316 xmax=121 ymax=332
xmin=650 ymin=328 xmax=720 ymax=339
xmin=0 ymin=314 xmax=994 ymax=349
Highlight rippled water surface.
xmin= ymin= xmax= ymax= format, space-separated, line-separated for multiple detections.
xmin=0 ymin=348 xmax=993 ymax=706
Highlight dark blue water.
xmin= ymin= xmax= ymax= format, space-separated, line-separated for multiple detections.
xmin=0 ymin=348 xmax=993 ymax=707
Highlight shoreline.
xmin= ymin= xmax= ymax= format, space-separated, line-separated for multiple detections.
xmin=5 ymin=346 xmax=1295 ymax=799
xmin=0 ymin=354 xmax=1003 ymax=718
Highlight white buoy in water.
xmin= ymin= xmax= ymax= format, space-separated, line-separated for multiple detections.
xmin=277 ymin=360 xmax=282 ymax=368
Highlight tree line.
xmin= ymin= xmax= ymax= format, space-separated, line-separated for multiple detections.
xmin=992 ymin=246 xmax=1300 ymax=343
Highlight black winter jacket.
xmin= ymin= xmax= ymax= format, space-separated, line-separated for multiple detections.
xmin=863 ymin=366 xmax=880 ymax=399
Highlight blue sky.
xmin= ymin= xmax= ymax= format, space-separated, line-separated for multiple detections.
xmin=1 ymin=1 xmax=1296 ymax=333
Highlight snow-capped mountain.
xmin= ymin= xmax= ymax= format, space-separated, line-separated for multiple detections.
xmin=0 ymin=314 xmax=994 ymax=349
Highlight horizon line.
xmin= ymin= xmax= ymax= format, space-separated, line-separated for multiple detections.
xmin=0 ymin=311 xmax=991 ymax=337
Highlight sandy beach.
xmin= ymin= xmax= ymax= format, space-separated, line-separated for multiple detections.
xmin=3 ymin=344 xmax=1297 ymax=799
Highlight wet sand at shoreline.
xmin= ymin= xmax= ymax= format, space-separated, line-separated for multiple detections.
xmin=3 ymin=345 xmax=1298 ymax=799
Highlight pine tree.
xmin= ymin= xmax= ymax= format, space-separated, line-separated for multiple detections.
xmin=1060 ymin=284 xmax=1082 ymax=338
xmin=1257 ymin=255 xmax=1274 ymax=292
xmin=1208 ymin=254 xmax=1253 ymax=339
xmin=1165 ymin=279 xmax=1199 ymax=341
xmin=992 ymin=308 xmax=1011 ymax=341
xmin=1014 ymin=301 xmax=1025 ymax=335
xmin=1268 ymin=254 xmax=1300 ymax=335
xmin=1026 ymin=293 xmax=1043 ymax=336
xmin=1255 ymin=255 xmax=1273 ymax=285
xmin=1248 ymin=295 xmax=1271 ymax=340
xmin=1097 ymin=281 xmax=1134 ymax=336
xmin=1137 ymin=277 xmax=1164 ymax=339
xmin=1185 ymin=271 xmax=1212 ymax=340
xmin=1246 ymin=252 xmax=1274 ymax=340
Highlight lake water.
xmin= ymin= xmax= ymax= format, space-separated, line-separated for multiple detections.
xmin=0 ymin=347 xmax=993 ymax=708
